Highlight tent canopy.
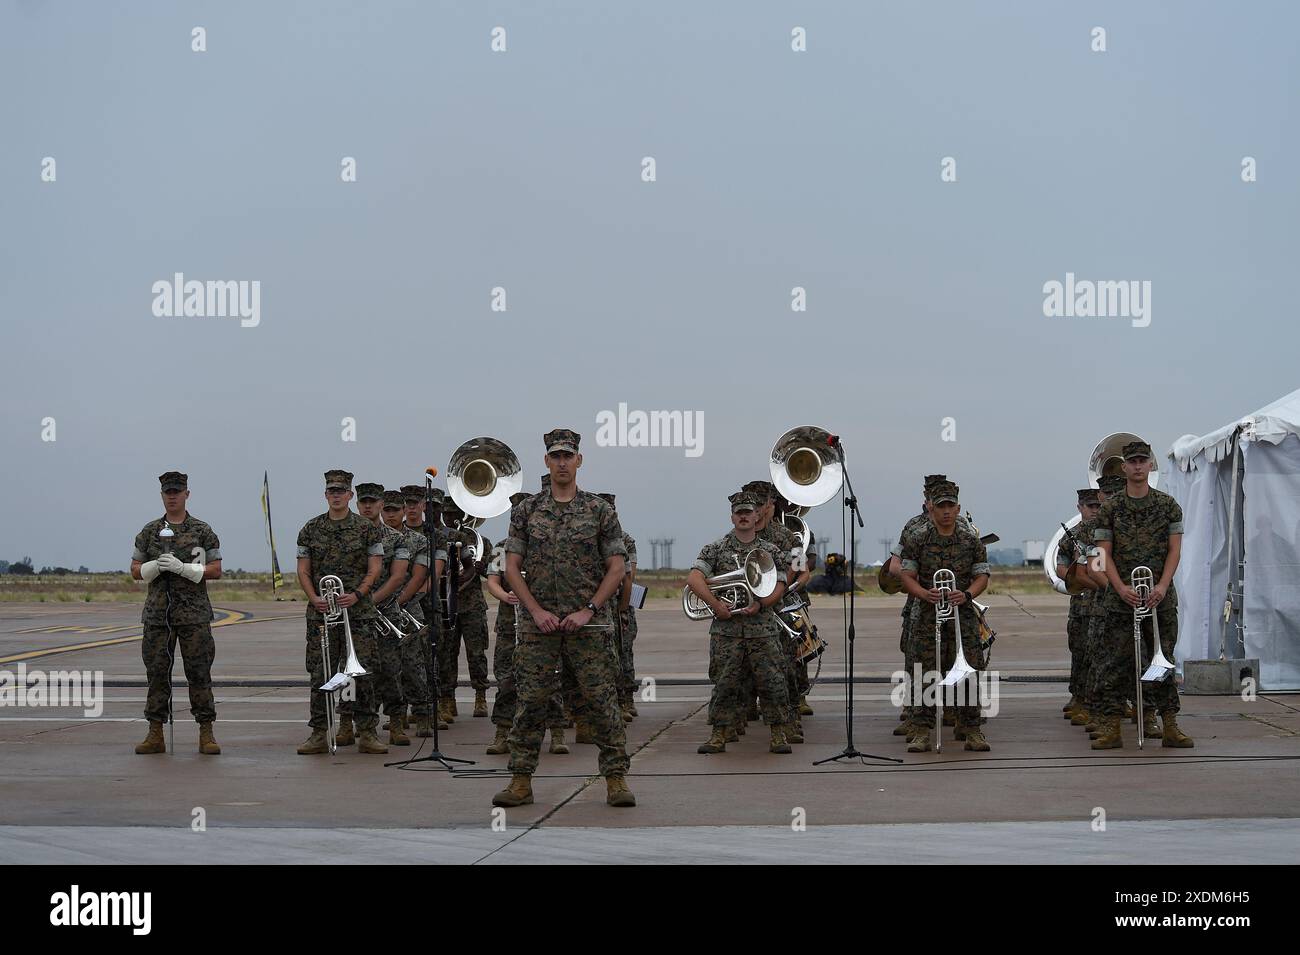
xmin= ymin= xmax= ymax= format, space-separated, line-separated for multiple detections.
xmin=1170 ymin=387 xmax=1300 ymax=471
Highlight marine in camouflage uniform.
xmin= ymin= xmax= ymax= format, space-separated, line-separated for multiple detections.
xmin=1090 ymin=441 xmax=1192 ymax=749
xmin=693 ymin=491 xmax=794 ymax=755
xmin=295 ymin=470 xmax=387 ymax=755
xmin=898 ymin=480 xmax=991 ymax=752
xmin=1080 ymin=474 xmax=1126 ymax=734
xmin=1056 ymin=488 xmax=1104 ymax=727
xmin=598 ymin=493 xmax=640 ymax=721
xmin=353 ymin=484 xmax=412 ymax=745
xmin=438 ymin=499 xmax=492 ymax=720
xmin=398 ymin=485 xmax=446 ymax=733
xmin=889 ymin=474 xmax=969 ymax=736
xmin=747 ymin=481 xmax=806 ymax=735
xmin=130 ymin=471 xmax=222 ymax=755
xmin=494 ymin=429 xmax=635 ymax=809
xmin=484 ymin=491 xmax=568 ymax=756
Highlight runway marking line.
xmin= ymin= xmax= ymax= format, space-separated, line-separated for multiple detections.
xmin=0 ymin=609 xmax=297 ymax=665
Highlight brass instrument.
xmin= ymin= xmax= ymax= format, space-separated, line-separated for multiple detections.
xmin=318 ymin=574 xmax=368 ymax=754
xmin=769 ymin=425 xmax=844 ymax=510
xmin=682 ymin=549 xmax=779 ymax=620
xmin=932 ymin=569 xmax=976 ymax=753
xmin=445 ymin=435 xmax=522 ymax=593
xmin=1131 ymin=565 xmax=1175 ymax=749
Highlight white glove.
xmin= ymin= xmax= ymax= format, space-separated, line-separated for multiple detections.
xmin=179 ymin=561 xmax=205 ymax=584
xmin=140 ymin=560 xmax=162 ymax=583
xmin=156 ymin=553 xmax=183 ymax=574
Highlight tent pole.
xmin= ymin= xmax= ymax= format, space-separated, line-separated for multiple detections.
xmin=1219 ymin=434 xmax=1243 ymax=661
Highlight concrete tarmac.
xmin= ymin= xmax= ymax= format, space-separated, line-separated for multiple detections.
xmin=2 ymin=597 xmax=1297 ymax=864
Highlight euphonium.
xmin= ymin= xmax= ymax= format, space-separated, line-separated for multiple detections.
xmin=682 ymin=549 xmax=780 ymax=620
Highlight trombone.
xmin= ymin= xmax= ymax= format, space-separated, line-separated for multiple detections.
xmin=682 ymin=549 xmax=780 ymax=620
xmin=932 ymin=569 xmax=977 ymax=753
xmin=1131 ymin=565 xmax=1176 ymax=749
xmin=317 ymin=574 xmax=369 ymax=754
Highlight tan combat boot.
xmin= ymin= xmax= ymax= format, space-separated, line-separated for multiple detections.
xmin=963 ymin=728 xmax=991 ymax=752
xmin=357 ymin=728 xmax=389 ymax=754
xmin=134 ymin=720 xmax=166 ymax=755
xmin=620 ymin=693 xmax=635 ymax=723
xmin=605 ymin=775 xmax=636 ymax=807
xmin=438 ymin=700 xmax=455 ymax=724
xmin=1091 ymin=716 xmax=1123 ymax=750
xmin=485 ymin=723 xmax=511 ymax=755
xmin=574 ymin=719 xmax=594 ymax=744
xmin=198 ymin=722 xmax=221 ymax=755
xmin=1071 ymin=706 xmax=1092 ymax=726
xmin=335 ymin=715 xmax=355 ymax=747
xmin=1124 ymin=702 xmax=1136 ymax=721
xmin=893 ymin=717 xmax=914 ymax=736
xmin=473 ymin=690 xmax=488 ymax=718
xmin=297 ymin=729 xmax=329 ymax=755
xmin=769 ymin=724 xmax=793 ymax=754
xmin=492 ymin=774 xmax=533 ymax=807
xmin=906 ymin=729 xmax=933 ymax=753
xmin=786 ymin=721 xmax=804 ymax=744
xmin=799 ymin=695 xmax=814 ymax=716
xmin=414 ymin=715 xmax=433 ymax=738
xmin=697 ymin=726 xmax=727 ymax=754
xmin=548 ymin=728 xmax=569 ymax=754
xmin=1161 ymin=712 xmax=1194 ymax=748
xmin=1062 ymin=695 xmax=1077 ymax=714
xmin=724 ymin=725 xmax=739 ymax=743
xmin=626 ymin=695 xmax=639 ymax=718
xmin=1142 ymin=709 xmax=1160 ymax=740
xmin=389 ymin=715 xmax=411 ymax=746
xmin=942 ymin=707 xmax=957 ymax=727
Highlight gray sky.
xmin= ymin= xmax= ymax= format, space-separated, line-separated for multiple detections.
xmin=2 ymin=1 xmax=1297 ymax=572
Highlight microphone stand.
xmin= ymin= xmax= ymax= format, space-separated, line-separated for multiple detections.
xmin=387 ymin=476 xmax=473 ymax=771
xmin=814 ymin=440 xmax=898 ymax=765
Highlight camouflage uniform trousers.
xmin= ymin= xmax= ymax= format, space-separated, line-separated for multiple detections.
xmin=490 ymin=614 xmax=565 ymax=729
xmin=709 ymin=633 xmax=791 ymax=729
xmin=305 ymin=619 xmax=381 ymax=731
xmin=1066 ymin=612 xmax=1085 ymax=699
xmin=397 ymin=601 xmax=433 ymax=717
xmin=899 ymin=603 xmax=916 ymax=720
xmin=616 ymin=607 xmax=638 ymax=695
xmin=1092 ymin=603 xmax=1180 ymax=718
xmin=1079 ymin=610 xmax=1107 ymax=711
xmin=509 ymin=630 xmax=629 ymax=777
xmin=909 ymin=609 xmax=987 ymax=730
xmin=141 ymin=622 xmax=216 ymax=724
xmin=374 ymin=608 xmax=407 ymax=716
xmin=439 ymin=605 xmax=491 ymax=693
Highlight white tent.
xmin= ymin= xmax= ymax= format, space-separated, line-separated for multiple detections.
xmin=1163 ymin=388 xmax=1300 ymax=690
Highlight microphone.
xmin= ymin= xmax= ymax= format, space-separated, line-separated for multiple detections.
xmin=825 ymin=433 xmax=840 ymax=447
xmin=425 ymin=466 xmax=439 ymax=478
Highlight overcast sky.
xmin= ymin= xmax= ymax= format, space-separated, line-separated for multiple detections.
xmin=2 ymin=1 xmax=1297 ymax=572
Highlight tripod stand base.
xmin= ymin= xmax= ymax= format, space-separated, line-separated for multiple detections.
xmin=385 ymin=751 xmax=476 ymax=770
xmin=814 ymin=747 xmax=901 ymax=765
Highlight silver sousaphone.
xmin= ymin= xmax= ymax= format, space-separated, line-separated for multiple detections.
xmin=447 ymin=436 xmax=523 ymax=562
xmin=769 ymin=425 xmax=844 ymax=513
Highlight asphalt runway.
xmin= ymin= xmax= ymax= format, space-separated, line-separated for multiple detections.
xmin=2 ymin=596 xmax=1297 ymax=864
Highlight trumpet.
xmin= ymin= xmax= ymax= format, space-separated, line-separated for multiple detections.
xmin=1131 ymin=566 xmax=1175 ymax=749
xmin=317 ymin=574 xmax=368 ymax=754
xmin=682 ymin=549 xmax=780 ymax=620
